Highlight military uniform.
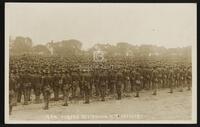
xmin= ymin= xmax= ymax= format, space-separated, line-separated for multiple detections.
xmin=15 ymin=72 xmax=22 ymax=103
xmin=71 ymin=69 xmax=80 ymax=98
xmin=99 ymin=69 xmax=107 ymax=101
xmin=27 ymin=71 xmax=33 ymax=102
xmin=163 ymin=68 xmax=169 ymax=88
xmin=135 ymin=70 xmax=141 ymax=97
xmin=9 ymin=89 xmax=15 ymax=115
xmin=81 ymin=69 xmax=91 ymax=104
xmin=146 ymin=68 xmax=152 ymax=90
xmin=10 ymin=71 xmax=18 ymax=106
xmin=62 ymin=71 xmax=72 ymax=106
xmin=158 ymin=68 xmax=163 ymax=88
xmin=179 ymin=68 xmax=185 ymax=92
xmin=168 ymin=68 xmax=174 ymax=93
xmin=116 ymin=70 xmax=123 ymax=99
xmin=93 ymin=68 xmax=100 ymax=96
xmin=152 ymin=68 xmax=158 ymax=95
xmin=42 ymin=71 xmax=52 ymax=110
xmin=9 ymin=72 xmax=16 ymax=115
xmin=21 ymin=70 xmax=31 ymax=105
xmin=108 ymin=69 xmax=116 ymax=94
xmin=33 ymin=71 xmax=42 ymax=103
xmin=123 ymin=68 xmax=130 ymax=92
xmin=130 ymin=69 xmax=136 ymax=92
xmin=186 ymin=67 xmax=192 ymax=90
xmin=52 ymin=71 xmax=60 ymax=101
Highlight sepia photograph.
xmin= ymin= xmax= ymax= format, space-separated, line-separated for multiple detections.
xmin=5 ymin=3 xmax=197 ymax=124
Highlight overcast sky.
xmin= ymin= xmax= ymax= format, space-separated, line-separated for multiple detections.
xmin=5 ymin=3 xmax=196 ymax=50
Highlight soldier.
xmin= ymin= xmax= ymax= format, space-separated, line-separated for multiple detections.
xmin=163 ymin=67 xmax=169 ymax=88
xmin=173 ymin=66 xmax=178 ymax=89
xmin=62 ymin=70 xmax=72 ymax=106
xmin=186 ymin=66 xmax=192 ymax=90
xmin=16 ymin=70 xmax=22 ymax=103
xmin=81 ymin=68 xmax=91 ymax=104
xmin=152 ymin=66 xmax=158 ymax=95
xmin=15 ymin=69 xmax=22 ymax=103
xmin=157 ymin=67 xmax=163 ymax=89
xmin=42 ymin=70 xmax=52 ymax=110
xmin=52 ymin=70 xmax=60 ymax=101
xmin=179 ymin=67 xmax=185 ymax=92
xmin=9 ymin=70 xmax=16 ymax=115
xmin=21 ymin=69 xmax=31 ymax=105
xmin=9 ymin=88 xmax=15 ymax=115
xmin=168 ymin=67 xmax=174 ymax=93
xmin=130 ymin=68 xmax=136 ymax=92
xmin=93 ymin=67 xmax=100 ymax=96
xmin=10 ymin=70 xmax=18 ymax=106
xmin=146 ymin=67 xmax=152 ymax=90
xmin=116 ymin=68 xmax=123 ymax=99
xmin=27 ymin=70 xmax=33 ymax=101
xmin=78 ymin=71 xmax=84 ymax=98
xmin=139 ymin=66 xmax=145 ymax=90
xmin=99 ymin=67 xmax=107 ymax=101
xmin=33 ymin=70 xmax=42 ymax=104
xmin=135 ymin=68 xmax=141 ymax=97
xmin=108 ymin=66 xmax=116 ymax=94
xmin=123 ymin=67 xmax=130 ymax=92
xmin=71 ymin=68 xmax=80 ymax=98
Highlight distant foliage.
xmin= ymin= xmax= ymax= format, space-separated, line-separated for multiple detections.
xmin=9 ymin=36 xmax=191 ymax=63
xmin=9 ymin=36 xmax=33 ymax=55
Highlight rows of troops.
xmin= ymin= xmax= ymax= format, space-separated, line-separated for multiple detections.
xmin=9 ymin=55 xmax=192 ymax=115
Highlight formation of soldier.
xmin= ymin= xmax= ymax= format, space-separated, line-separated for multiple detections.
xmin=9 ymin=55 xmax=192 ymax=114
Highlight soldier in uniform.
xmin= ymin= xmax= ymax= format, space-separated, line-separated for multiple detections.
xmin=130 ymin=68 xmax=136 ymax=92
xmin=99 ymin=67 xmax=107 ymax=101
xmin=78 ymin=67 xmax=84 ymax=98
xmin=17 ymin=70 xmax=23 ymax=103
xmin=168 ymin=66 xmax=174 ymax=93
xmin=135 ymin=68 xmax=141 ymax=97
xmin=116 ymin=68 xmax=123 ymax=99
xmin=42 ymin=70 xmax=52 ymax=110
xmin=13 ymin=69 xmax=21 ymax=104
xmin=93 ymin=67 xmax=100 ymax=96
xmin=186 ymin=66 xmax=192 ymax=90
xmin=27 ymin=70 xmax=34 ymax=102
xmin=163 ymin=67 xmax=169 ymax=88
xmin=157 ymin=67 xmax=163 ymax=89
xmin=10 ymin=70 xmax=18 ymax=106
xmin=173 ymin=66 xmax=178 ymax=89
xmin=71 ymin=68 xmax=80 ymax=98
xmin=33 ymin=70 xmax=42 ymax=104
xmin=81 ymin=68 xmax=91 ymax=104
xmin=9 ymin=88 xmax=15 ymax=115
xmin=123 ymin=67 xmax=130 ymax=92
xmin=62 ymin=70 xmax=72 ymax=106
xmin=21 ymin=69 xmax=31 ymax=105
xmin=142 ymin=67 xmax=148 ymax=90
xmin=9 ymin=70 xmax=16 ymax=115
xmin=179 ymin=67 xmax=185 ymax=92
xmin=152 ymin=66 xmax=158 ymax=95
xmin=108 ymin=66 xmax=116 ymax=94
xmin=52 ymin=70 xmax=60 ymax=101
xmin=146 ymin=67 xmax=152 ymax=90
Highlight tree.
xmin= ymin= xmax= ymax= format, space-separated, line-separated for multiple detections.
xmin=116 ymin=42 xmax=132 ymax=56
xmin=47 ymin=39 xmax=82 ymax=57
xmin=32 ymin=44 xmax=50 ymax=55
xmin=10 ymin=36 xmax=33 ymax=55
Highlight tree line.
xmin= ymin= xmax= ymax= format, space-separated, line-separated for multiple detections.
xmin=9 ymin=36 xmax=191 ymax=62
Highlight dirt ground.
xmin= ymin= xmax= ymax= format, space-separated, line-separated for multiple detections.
xmin=9 ymin=88 xmax=192 ymax=122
